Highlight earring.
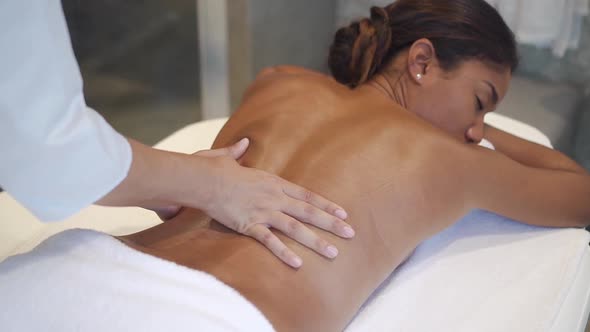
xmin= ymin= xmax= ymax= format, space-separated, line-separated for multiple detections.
xmin=416 ymin=73 xmax=422 ymax=80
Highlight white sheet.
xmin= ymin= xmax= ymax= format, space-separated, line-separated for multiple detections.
xmin=1 ymin=114 xmax=588 ymax=331
xmin=553 ymin=247 xmax=590 ymax=332
xmin=345 ymin=210 xmax=590 ymax=332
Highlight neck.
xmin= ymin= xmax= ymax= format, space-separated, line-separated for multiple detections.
xmin=366 ymin=70 xmax=410 ymax=109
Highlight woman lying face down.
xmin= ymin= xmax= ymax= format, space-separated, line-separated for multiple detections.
xmin=119 ymin=0 xmax=590 ymax=331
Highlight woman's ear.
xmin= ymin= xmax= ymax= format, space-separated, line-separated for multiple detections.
xmin=407 ymin=38 xmax=436 ymax=84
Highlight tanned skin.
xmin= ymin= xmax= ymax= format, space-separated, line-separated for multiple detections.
xmin=119 ymin=51 xmax=590 ymax=331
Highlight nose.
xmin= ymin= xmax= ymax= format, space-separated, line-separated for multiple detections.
xmin=465 ymin=121 xmax=485 ymax=144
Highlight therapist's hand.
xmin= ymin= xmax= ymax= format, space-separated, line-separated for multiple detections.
xmin=199 ymin=138 xmax=355 ymax=269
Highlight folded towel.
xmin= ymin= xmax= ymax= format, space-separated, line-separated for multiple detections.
xmin=0 ymin=229 xmax=275 ymax=332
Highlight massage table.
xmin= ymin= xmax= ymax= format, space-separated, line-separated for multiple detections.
xmin=1 ymin=113 xmax=589 ymax=331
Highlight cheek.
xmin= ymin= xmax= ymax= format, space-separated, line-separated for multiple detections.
xmin=445 ymin=87 xmax=475 ymax=125
xmin=416 ymin=83 xmax=473 ymax=134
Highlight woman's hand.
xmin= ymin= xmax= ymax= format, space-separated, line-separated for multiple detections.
xmin=198 ymin=138 xmax=355 ymax=269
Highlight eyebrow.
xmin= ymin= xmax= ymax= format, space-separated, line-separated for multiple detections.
xmin=484 ymin=80 xmax=499 ymax=105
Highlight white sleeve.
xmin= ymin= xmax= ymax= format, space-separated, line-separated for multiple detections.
xmin=0 ymin=1 xmax=132 ymax=221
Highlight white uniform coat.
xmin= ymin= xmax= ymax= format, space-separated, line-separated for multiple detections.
xmin=0 ymin=1 xmax=131 ymax=221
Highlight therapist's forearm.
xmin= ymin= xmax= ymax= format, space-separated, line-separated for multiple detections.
xmin=484 ymin=124 xmax=587 ymax=175
xmin=95 ymin=139 xmax=214 ymax=210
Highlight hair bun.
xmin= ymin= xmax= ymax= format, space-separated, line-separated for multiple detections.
xmin=329 ymin=6 xmax=393 ymax=88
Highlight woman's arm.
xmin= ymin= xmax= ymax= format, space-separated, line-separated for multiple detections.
xmin=484 ymin=124 xmax=587 ymax=174
xmin=462 ymin=131 xmax=590 ymax=228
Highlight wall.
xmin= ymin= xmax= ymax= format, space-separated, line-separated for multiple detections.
xmin=336 ymin=0 xmax=391 ymax=27
xmin=517 ymin=17 xmax=590 ymax=87
xmin=228 ymin=0 xmax=337 ymax=110
xmin=63 ymin=0 xmax=201 ymax=144
xmin=249 ymin=0 xmax=337 ymax=73
xmin=505 ymin=20 xmax=590 ymax=168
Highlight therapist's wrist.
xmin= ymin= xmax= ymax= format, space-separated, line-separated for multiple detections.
xmin=167 ymin=153 xmax=220 ymax=210
xmin=96 ymin=138 xmax=244 ymax=215
xmin=96 ymin=139 xmax=203 ymax=209
xmin=166 ymin=139 xmax=253 ymax=212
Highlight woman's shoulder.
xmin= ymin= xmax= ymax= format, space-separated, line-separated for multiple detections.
xmin=242 ymin=65 xmax=345 ymax=101
xmin=255 ymin=65 xmax=328 ymax=79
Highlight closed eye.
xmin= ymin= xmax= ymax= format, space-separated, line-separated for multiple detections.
xmin=475 ymin=96 xmax=484 ymax=111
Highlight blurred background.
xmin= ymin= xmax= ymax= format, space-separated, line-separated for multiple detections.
xmin=63 ymin=0 xmax=201 ymax=145
xmin=62 ymin=0 xmax=590 ymax=171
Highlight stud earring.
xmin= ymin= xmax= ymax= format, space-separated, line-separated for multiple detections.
xmin=416 ymin=73 xmax=423 ymax=80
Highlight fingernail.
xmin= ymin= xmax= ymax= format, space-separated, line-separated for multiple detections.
xmin=335 ymin=209 xmax=348 ymax=220
xmin=343 ymin=226 xmax=355 ymax=238
xmin=291 ymin=256 xmax=303 ymax=268
xmin=326 ymin=245 xmax=339 ymax=259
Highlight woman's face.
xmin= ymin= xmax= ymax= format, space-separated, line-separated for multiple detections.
xmin=410 ymin=60 xmax=511 ymax=144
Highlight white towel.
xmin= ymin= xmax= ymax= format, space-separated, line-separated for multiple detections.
xmin=485 ymin=0 xmax=589 ymax=57
xmin=0 ymin=229 xmax=275 ymax=332
xmin=345 ymin=210 xmax=590 ymax=332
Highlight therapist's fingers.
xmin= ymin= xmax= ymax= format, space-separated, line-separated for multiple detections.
xmin=281 ymin=180 xmax=349 ymax=221
xmin=268 ymin=211 xmax=339 ymax=260
xmin=226 ymin=138 xmax=250 ymax=160
xmin=281 ymin=198 xmax=355 ymax=239
xmin=194 ymin=138 xmax=250 ymax=160
xmin=245 ymin=224 xmax=302 ymax=269
xmin=280 ymin=181 xmax=354 ymax=238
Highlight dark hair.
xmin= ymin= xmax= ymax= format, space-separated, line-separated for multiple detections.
xmin=329 ymin=0 xmax=518 ymax=88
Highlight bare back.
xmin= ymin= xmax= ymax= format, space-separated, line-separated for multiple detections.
xmin=120 ymin=68 xmax=472 ymax=331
